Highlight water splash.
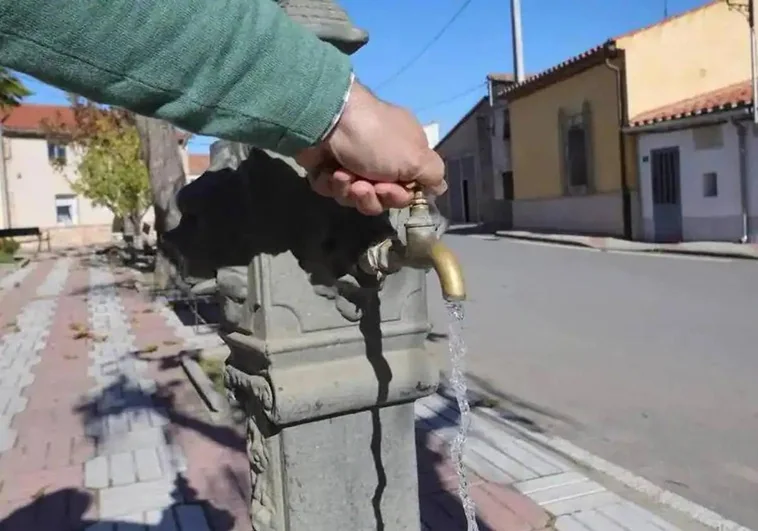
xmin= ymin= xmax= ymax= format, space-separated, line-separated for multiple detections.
xmin=446 ymin=301 xmax=479 ymax=531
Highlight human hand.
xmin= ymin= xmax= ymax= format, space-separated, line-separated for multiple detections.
xmin=295 ymin=79 xmax=447 ymax=215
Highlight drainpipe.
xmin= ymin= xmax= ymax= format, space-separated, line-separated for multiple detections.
xmin=732 ymin=118 xmax=750 ymax=243
xmin=0 ymin=120 xmax=11 ymax=229
xmin=603 ymin=43 xmax=633 ymax=240
xmin=750 ymin=0 xmax=757 ymax=124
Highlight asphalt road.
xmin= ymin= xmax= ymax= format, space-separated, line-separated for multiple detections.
xmin=425 ymin=233 xmax=758 ymax=528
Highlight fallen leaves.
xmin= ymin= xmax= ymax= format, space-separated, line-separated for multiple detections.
xmin=31 ymin=485 xmax=48 ymax=501
xmin=69 ymin=322 xmax=107 ymax=342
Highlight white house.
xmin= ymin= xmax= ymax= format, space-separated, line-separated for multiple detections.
xmin=0 ymin=104 xmax=209 ymax=248
xmin=627 ymin=80 xmax=758 ymax=243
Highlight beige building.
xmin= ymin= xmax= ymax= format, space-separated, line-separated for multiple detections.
xmin=506 ymin=0 xmax=752 ymax=237
xmin=0 ymin=104 xmax=210 ymax=248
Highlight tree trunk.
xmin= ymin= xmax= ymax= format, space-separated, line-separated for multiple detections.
xmin=134 ymin=116 xmax=187 ymax=290
xmin=122 ymin=212 xmax=143 ymax=263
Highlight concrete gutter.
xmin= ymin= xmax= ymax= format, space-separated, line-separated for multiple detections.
xmin=495 ymin=230 xmax=758 ymax=260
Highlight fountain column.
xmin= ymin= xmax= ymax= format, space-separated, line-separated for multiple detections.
xmin=219 ymin=207 xmax=438 ymax=531
xmin=164 ymin=4 xmax=441 ymax=529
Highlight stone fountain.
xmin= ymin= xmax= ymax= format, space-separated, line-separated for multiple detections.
xmin=163 ymin=2 xmax=465 ymax=529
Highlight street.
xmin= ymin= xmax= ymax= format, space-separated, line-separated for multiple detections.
xmin=426 ymin=233 xmax=758 ymax=528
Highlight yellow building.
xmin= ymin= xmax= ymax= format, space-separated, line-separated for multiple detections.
xmin=507 ymin=0 xmax=751 ymax=238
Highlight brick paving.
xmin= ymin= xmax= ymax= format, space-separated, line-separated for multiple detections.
xmin=0 ymin=254 xmax=683 ymax=531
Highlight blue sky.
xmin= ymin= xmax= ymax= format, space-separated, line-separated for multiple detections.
xmin=19 ymin=0 xmax=707 ymax=154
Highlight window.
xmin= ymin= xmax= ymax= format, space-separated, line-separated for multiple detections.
xmin=703 ymin=172 xmax=718 ymax=197
xmin=503 ymin=109 xmax=511 ymax=139
xmin=54 ymin=194 xmax=78 ymax=226
xmin=692 ymin=126 xmax=723 ymax=150
xmin=476 ymin=116 xmax=492 ymax=168
xmin=47 ymin=142 xmax=67 ymax=164
xmin=559 ymin=103 xmax=593 ymax=193
xmin=565 ymin=114 xmax=589 ymax=188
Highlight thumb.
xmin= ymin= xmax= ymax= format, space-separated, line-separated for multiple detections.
xmin=411 ymin=150 xmax=447 ymax=197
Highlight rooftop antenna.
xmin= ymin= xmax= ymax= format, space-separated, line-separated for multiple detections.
xmin=664 ymin=0 xmax=669 ymax=18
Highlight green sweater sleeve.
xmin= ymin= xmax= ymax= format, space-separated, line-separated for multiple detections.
xmin=0 ymin=0 xmax=352 ymax=156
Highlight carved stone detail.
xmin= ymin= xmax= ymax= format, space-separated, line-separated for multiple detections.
xmin=224 ymin=365 xmax=278 ymax=531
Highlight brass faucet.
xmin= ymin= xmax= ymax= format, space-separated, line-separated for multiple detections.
xmin=359 ymin=188 xmax=466 ymax=301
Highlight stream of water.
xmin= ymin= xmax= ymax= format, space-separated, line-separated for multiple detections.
xmin=446 ymin=301 xmax=480 ymax=531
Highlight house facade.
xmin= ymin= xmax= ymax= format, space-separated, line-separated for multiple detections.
xmin=435 ymin=74 xmax=516 ymax=228
xmin=506 ymin=0 xmax=751 ymax=237
xmin=0 ymin=104 xmax=209 ymax=248
xmin=628 ymin=80 xmax=758 ymax=242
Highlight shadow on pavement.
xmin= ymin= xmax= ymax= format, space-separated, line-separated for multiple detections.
xmin=426 ymin=331 xmax=449 ymax=343
xmin=416 ymin=405 xmax=492 ymax=530
xmin=72 ymin=367 xmax=245 ymax=456
xmin=456 ymin=371 xmax=581 ymax=432
xmin=445 ymin=224 xmax=495 ymax=236
xmin=0 ymin=476 xmax=236 ymax=531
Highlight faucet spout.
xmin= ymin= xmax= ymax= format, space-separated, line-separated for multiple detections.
xmin=429 ymin=241 xmax=466 ymax=302
xmin=358 ymin=187 xmax=467 ymax=301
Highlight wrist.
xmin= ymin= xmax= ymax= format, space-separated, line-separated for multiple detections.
xmin=320 ymin=71 xmax=356 ymax=142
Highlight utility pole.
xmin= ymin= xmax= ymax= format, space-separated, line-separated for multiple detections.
xmin=510 ymin=0 xmax=525 ymax=83
xmin=750 ymin=0 xmax=758 ymax=124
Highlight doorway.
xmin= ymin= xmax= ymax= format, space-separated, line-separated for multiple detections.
xmin=462 ymin=180 xmax=471 ymax=222
xmin=501 ymin=171 xmax=514 ymax=229
xmin=650 ymin=147 xmax=682 ymax=242
xmin=502 ymin=171 xmax=514 ymax=200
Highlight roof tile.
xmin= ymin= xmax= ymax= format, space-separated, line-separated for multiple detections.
xmin=629 ymin=80 xmax=753 ymax=126
xmin=188 ymin=153 xmax=210 ymax=175
xmin=1 ymin=103 xmax=191 ymax=143
xmin=1 ymin=104 xmax=74 ymax=132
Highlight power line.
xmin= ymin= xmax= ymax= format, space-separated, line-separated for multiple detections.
xmin=375 ymin=0 xmax=474 ymax=90
xmin=413 ymin=81 xmax=486 ymax=113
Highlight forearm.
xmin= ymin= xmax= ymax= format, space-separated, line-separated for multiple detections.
xmin=0 ymin=0 xmax=352 ymax=155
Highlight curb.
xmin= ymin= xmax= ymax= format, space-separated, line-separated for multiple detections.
xmin=473 ymin=406 xmax=751 ymax=531
xmin=494 ymin=232 xmax=598 ymax=250
xmin=630 ymin=247 xmax=758 ymax=261
xmin=179 ymin=349 xmax=228 ymax=414
xmin=495 ymin=232 xmax=758 ymax=261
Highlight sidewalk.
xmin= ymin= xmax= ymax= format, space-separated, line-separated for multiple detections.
xmin=494 ymin=230 xmax=758 ymax=260
xmin=0 ymin=253 xmax=730 ymax=531
xmin=416 ymin=394 xmax=723 ymax=531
